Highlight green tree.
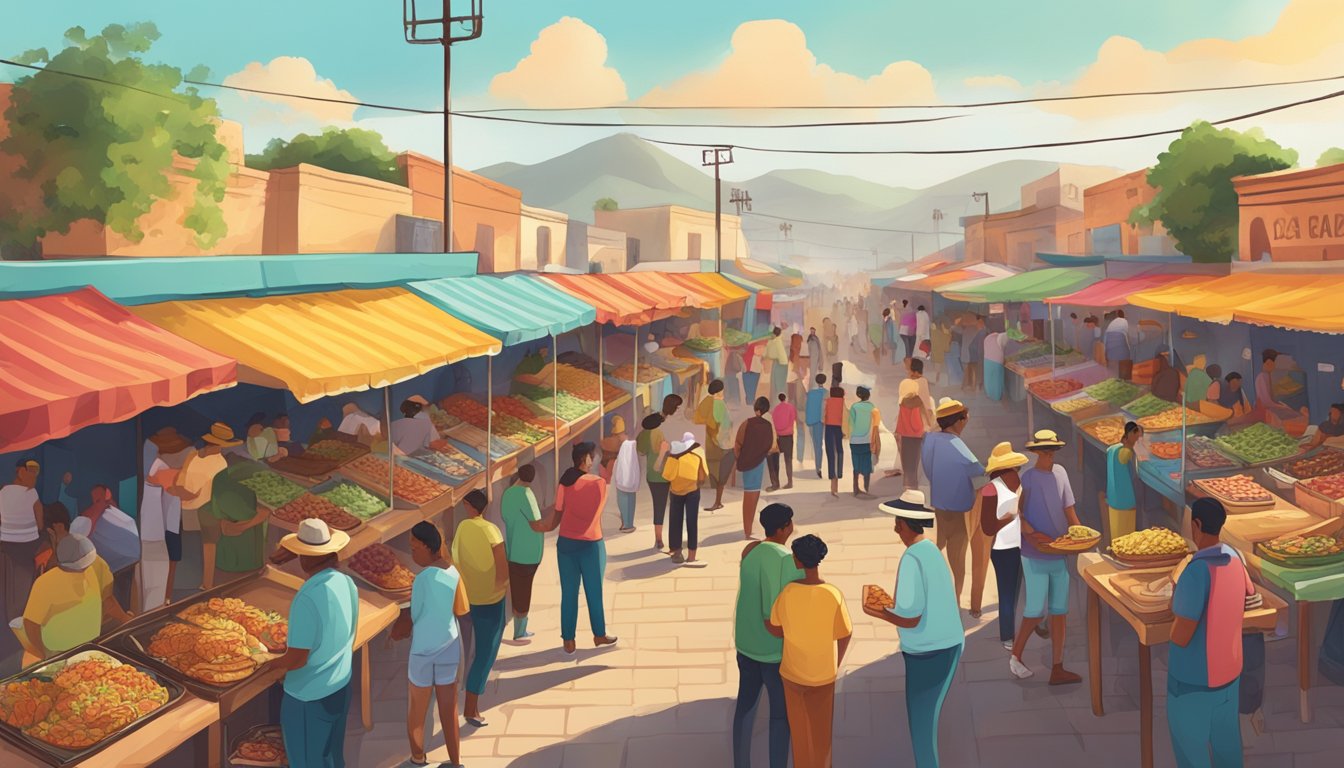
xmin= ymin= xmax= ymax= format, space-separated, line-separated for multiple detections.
xmin=0 ymin=23 xmax=231 ymax=252
xmin=246 ymin=127 xmax=403 ymax=185
xmin=1132 ymin=121 xmax=1296 ymax=263
xmin=593 ymin=197 xmax=619 ymax=212
xmin=1318 ymin=147 xmax=1344 ymax=167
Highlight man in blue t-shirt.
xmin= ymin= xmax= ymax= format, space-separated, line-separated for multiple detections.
xmin=277 ymin=519 xmax=359 ymax=768
xmin=1010 ymin=430 xmax=1083 ymax=686
xmin=804 ymin=373 xmax=828 ymax=477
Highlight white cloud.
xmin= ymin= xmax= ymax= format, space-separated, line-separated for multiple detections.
xmin=488 ymin=17 xmax=627 ymax=108
xmin=962 ymin=75 xmax=1023 ymax=91
xmin=220 ymin=57 xmax=358 ymax=129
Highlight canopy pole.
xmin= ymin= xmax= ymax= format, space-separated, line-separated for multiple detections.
xmin=552 ymin=332 xmax=560 ymax=483
xmin=632 ymin=324 xmax=640 ymax=426
xmin=384 ymin=387 xmax=394 ymax=508
xmin=598 ymin=326 xmax=606 ymax=436
xmin=1050 ymin=304 xmax=1057 ymax=376
xmin=486 ymin=355 xmax=494 ymax=504
xmin=1172 ymin=312 xmax=1184 ymax=499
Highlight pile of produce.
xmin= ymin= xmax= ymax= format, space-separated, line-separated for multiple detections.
xmin=1124 ymin=394 xmax=1176 ymax=418
xmin=239 ymin=471 xmax=306 ymax=509
xmin=1085 ymin=378 xmax=1142 ymax=407
xmin=0 ymin=652 xmax=171 ymax=749
xmin=1138 ymin=407 xmax=1217 ymax=432
xmin=683 ymin=337 xmax=722 ymax=352
xmin=148 ymin=619 xmax=268 ymax=685
xmin=1027 ymin=378 xmax=1083 ymax=399
xmin=1149 ymin=442 xmax=1182 ymax=460
xmin=1081 ymin=417 xmax=1126 ymax=445
xmin=441 ymin=394 xmax=549 ymax=444
xmin=610 ymin=362 xmax=666 ymax=384
xmin=274 ymin=494 xmax=361 ymax=531
xmin=415 ymin=445 xmax=483 ymax=482
xmin=723 ymin=327 xmax=752 ymax=347
xmin=1005 ymin=328 xmax=1029 ymax=342
xmin=349 ymin=544 xmax=415 ymax=592
xmin=1053 ymin=394 xmax=1103 ymax=414
xmin=1283 ymin=449 xmax=1344 ymax=480
xmin=319 ymin=483 xmax=387 ymax=520
xmin=1185 ymin=436 xmax=1240 ymax=469
xmin=1261 ymin=533 xmax=1344 ymax=560
xmin=1194 ymin=474 xmax=1272 ymax=504
xmin=1110 ymin=527 xmax=1189 ymax=557
xmin=1302 ymin=472 xmax=1344 ymax=500
xmin=493 ymin=396 xmax=552 ymax=429
xmin=441 ymin=394 xmax=490 ymax=428
xmin=863 ymin=585 xmax=894 ymax=612
xmin=304 ymin=440 xmax=366 ymax=463
xmin=345 ymin=455 xmax=449 ymax=504
xmin=1215 ymin=423 xmax=1300 ymax=464
xmin=426 ymin=406 xmax=461 ymax=436
xmin=490 ymin=413 xmax=549 ymax=445
xmin=180 ymin=598 xmax=288 ymax=652
xmin=531 ymin=391 xmax=598 ymax=422
xmin=551 ymin=364 xmax=607 ymax=401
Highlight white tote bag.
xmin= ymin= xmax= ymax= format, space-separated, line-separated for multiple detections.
xmin=613 ymin=439 xmax=641 ymax=493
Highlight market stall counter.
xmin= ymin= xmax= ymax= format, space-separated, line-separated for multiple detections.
xmin=1080 ymin=552 xmax=1286 ymax=768
xmin=5 ymin=694 xmax=219 ymax=768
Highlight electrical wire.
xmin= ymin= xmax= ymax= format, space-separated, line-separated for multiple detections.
xmin=744 ymin=210 xmax=959 ymax=235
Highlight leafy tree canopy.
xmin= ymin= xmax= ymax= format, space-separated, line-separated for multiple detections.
xmin=1318 ymin=147 xmax=1344 ymax=167
xmin=246 ymin=127 xmax=403 ymax=185
xmin=1132 ymin=121 xmax=1295 ymax=263
xmin=0 ymin=22 xmax=231 ymax=251
xmin=594 ymin=197 xmax=619 ymax=212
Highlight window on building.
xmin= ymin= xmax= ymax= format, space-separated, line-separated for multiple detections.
xmin=1064 ymin=183 xmax=1079 ymax=200
xmin=627 ymin=237 xmax=641 ymax=267
xmin=537 ymin=226 xmax=551 ymax=267
xmin=688 ymin=232 xmax=702 ymax=262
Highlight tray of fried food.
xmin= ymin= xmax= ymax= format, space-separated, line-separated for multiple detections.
xmin=178 ymin=597 xmax=288 ymax=652
xmin=1038 ymin=525 xmax=1101 ymax=554
xmin=229 ymin=724 xmax=287 ymax=767
xmin=862 ymin=584 xmax=895 ymax=614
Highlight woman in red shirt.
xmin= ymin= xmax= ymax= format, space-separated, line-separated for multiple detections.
xmin=824 ymin=386 xmax=847 ymax=497
xmin=547 ymin=443 xmax=620 ymax=655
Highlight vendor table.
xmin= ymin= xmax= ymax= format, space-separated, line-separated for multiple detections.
xmin=7 ymin=696 xmax=219 ymax=768
xmin=1080 ymin=552 xmax=1286 ymax=768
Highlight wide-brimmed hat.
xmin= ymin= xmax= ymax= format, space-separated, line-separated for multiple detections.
xmin=149 ymin=427 xmax=193 ymax=455
xmin=878 ymin=490 xmax=936 ymax=521
xmin=986 ymin=441 xmax=1029 ymax=474
xmin=1025 ymin=429 xmax=1066 ymax=450
xmin=934 ymin=397 xmax=967 ymax=419
xmin=56 ymin=534 xmax=97 ymax=571
xmin=406 ymin=394 xmax=430 ymax=406
xmin=280 ymin=519 xmax=350 ymax=557
xmin=201 ymin=422 xmax=242 ymax=447
xmin=670 ymin=431 xmax=698 ymax=455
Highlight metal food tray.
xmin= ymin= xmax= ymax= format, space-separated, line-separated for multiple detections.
xmin=336 ymin=457 xmax=451 ymax=510
xmin=401 ymin=450 xmax=480 ymax=488
xmin=227 ymin=462 xmax=309 ymax=512
xmin=228 ymin=724 xmax=287 ymax=767
xmin=265 ymin=491 xmax=365 ymax=536
xmin=1272 ymin=446 xmax=1344 ymax=480
xmin=0 ymin=645 xmax=186 ymax=767
xmin=342 ymin=545 xmax=416 ymax=599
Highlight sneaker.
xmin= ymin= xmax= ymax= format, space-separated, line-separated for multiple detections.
xmin=1049 ymin=665 xmax=1082 ymax=686
xmin=1001 ymin=640 xmax=1013 ymax=651
xmin=1009 ymin=656 xmax=1034 ymax=679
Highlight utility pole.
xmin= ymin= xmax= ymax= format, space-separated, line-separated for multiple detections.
xmin=729 ymin=188 xmax=752 ymax=215
xmin=932 ymin=209 xmax=945 ymax=256
xmin=404 ymin=1 xmax=484 ymax=254
xmin=778 ymin=222 xmax=792 ymax=240
xmin=971 ymin=192 xmax=990 ymax=262
xmin=702 ymin=147 xmax=734 ymax=274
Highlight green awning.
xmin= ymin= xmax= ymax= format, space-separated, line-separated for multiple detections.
xmin=939 ymin=267 xmax=1103 ymax=304
xmin=409 ymin=274 xmax=596 ymax=346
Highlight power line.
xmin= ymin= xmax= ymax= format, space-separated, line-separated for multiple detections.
xmin=744 ymin=210 xmax=959 ymax=236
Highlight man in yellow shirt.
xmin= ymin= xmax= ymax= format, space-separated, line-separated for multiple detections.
xmin=766 ymin=534 xmax=852 ymax=768
xmin=451 ymin=490 xmax=508 ymax=728
xmin=175 ymin=423 xmax=241 ymax=590
xmin=24 ymin=524 xmax=130 ymax=660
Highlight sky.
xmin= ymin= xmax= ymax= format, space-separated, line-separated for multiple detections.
xmin=4 ymin=0 xmax=1341 ymax=188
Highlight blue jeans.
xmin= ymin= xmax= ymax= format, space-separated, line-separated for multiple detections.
xmin=902 ymin=644 xmax=962 ymax=768
xmin=281 ymin=684 xmax=351 ymax=768
xmin=466 ymin=599 xmax=505 ymax=695
xmin=616 ymin=490 xmax=637 ymax=529
xmin=990 ymin=547 xmax=1021 ymax=643
xmin=732 ymin=653 xmax=789 ymax=768
xmin=824 ymin=424 xmax=845 ymax=479
xmin=742 ymin=372 xmax=761 ymax=404
xmin=807 ymin=423 xmax=823 ymax=470
xmin=1167 ymin=676 xmax=1242 ymax=768
xmin=557 ymin=537 xmax=607 ymax=640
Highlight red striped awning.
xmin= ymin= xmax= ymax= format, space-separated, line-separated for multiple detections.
xmin=1 ymin=288 xmax=237 ymax=452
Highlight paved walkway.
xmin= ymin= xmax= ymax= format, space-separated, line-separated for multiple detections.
xmin=340 ymin=355 xmax=1344 ymax=767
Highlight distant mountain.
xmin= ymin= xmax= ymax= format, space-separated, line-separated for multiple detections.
xmin=475 ymin=135 xmax=1116 ymax=266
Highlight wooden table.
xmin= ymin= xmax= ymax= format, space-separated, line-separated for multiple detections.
xmin=6 ymin=694 xmax=220 ymax=768
xmin=1080 ymin=553 xmax=1286 ymax=768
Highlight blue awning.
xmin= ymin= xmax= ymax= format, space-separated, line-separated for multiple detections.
xmin=409 ymin=274 xmax=596 ymax=345
xmin=1035 ymin=252 xmax=1191 ymax=267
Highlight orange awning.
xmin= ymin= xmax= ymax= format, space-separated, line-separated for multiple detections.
xmin=1128 ymin=272 xmax=1344 ymax=331
xmin=543 ymin=273 xmax=689 ymax=326
xmin=664 ymin=273 xmax=750 ymax=309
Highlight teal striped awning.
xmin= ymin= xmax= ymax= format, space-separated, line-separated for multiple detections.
xmin=409 ymin=273 xmax=597 ymax=345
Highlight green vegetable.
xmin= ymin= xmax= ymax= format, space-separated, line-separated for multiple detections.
xmin=239 ymin=472 xmax=306 ymax=508
xmin=1124 ymin=394 xmax=1175 ymax=418
xmin=1214 ymin=423 xmax=1300 ymax=464
xmin=683 ymin=337 xmax=723 ymax=352
xmin=1085 ymin=378 xmax=1141 ymax=406
xmin=320 ymin=483 xmax=388 ymax=519
xmin=723 ymin=328 xmax=751 ymax=347
xmin=531 ymin=392 xmax=597 ymax=422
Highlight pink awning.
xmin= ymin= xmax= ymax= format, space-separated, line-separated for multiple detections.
xmin=1045 ymin=274 xmax=1216 ymax=308
xmin=1 ymin=288 xmax=237 ymax=452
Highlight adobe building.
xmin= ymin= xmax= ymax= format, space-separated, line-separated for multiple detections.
xmin=961 ymin=165 xmax=1120 ymax=268
xmin=1082 ymin=169 xmax=1177 ymax=255
xmin=398 ymin=153 xmax=522 ymax=272
xmin=1234 ymin=163 xmax=1344 ymax=262
xmin=519 ymin=204 xmax=568 ymax=271
xmin=595 ymin=204 xmax=750 ymax=267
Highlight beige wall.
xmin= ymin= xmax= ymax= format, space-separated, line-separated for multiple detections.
xmin=399 ymin=153 xmax=522 ymax=272
xmin=261 ymin=164 xmax=411 ymax=254
xmin=520 ymin=204 xmax=568 ymax=271
xmin=596 ymin=205 xmax=744 ymax=267
xmin=587 ymin=225 xmax=628 ymax=273
xmin=596 ymin=208 xmax=669 ymax=264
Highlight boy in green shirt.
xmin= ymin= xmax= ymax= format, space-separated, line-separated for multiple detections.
xmin=731 ymin=503 xmax=803 ymax=768
xmin=501 ymin=464 xmax=544 ymax=641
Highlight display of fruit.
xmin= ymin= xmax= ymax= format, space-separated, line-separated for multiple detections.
xmin=319 ymin=483 xmax=388 ymax=520
xmin=1124 ymin=394 xmax=1176 ymax=418
xmin=0 ymin=652 xmax=171 ymax=749
xmin=426 ymin=405 xmax=461 ymax=436
xmin=1027 ymin=378 xmax=1083 ymax=399
xmin=441 ymin=394 xmax=491 ymax=429
xmin=492 ymin=413 xmax=550 ymax=444
xmin=1283 ymin=449 xmax=1344 ymax=480
xmin=531 ymin=391 xmax=599 ymax=422
xmin=345 ymin=455 xmax=450 ymax=504
xmin=1138 ymin=407 xmax=1217 ymax=432
xmin=1302 ymin=472 xmax=1344 ymax=500
xmin=1081 ymin=417 xmax=1126 ymax=445
xmin=1110 ymin=527 xmax=1189 ymax=556
xmin=494 ymin=395 xmax=553 ymax=429
xmin=415 ymin=445 xmax=483 ymax=482
xmin=1085 ymin=378 xmax=1142 ymax=407
xmin=683 ymin=337 xmax=723 ymax=352
xmin=610 ymin=362 xmax=666 ymax=384
xmin=1185 ymin=436 xmax=1240 ymax=469
xmin=239 ymin=471 xmax=306 ymax=509
xmin=1194 ymin=474 xmax=1272 ymax=504
xmin=1053 ymin=394 xmax=1103 ymax=414
xmin=1214 ymin=423 xmax=1301 ymax=464
xmin=863 ymin=584 xmax=894 ymax=612
xmin=180 ymin=598 xmax=288 ymax=652
xmin=349 ymin=544 xmax=416 ymax=592
xmin=723 ymin=327 xmax=752 ymax=348
xmin=303 ymin=440 xmax=367 ymax=463
xmin=274 ymin=493 xmax=361 ymax=531
xmin=1149 ymin=442 xmax=1183 ymax=460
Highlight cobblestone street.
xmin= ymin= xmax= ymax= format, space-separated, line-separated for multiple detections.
xmin=344 ymin=358 xmax=1344 ymax=768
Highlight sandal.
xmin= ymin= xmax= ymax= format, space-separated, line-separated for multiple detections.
xmin=464 ymin=714 xmax=489 ymax=728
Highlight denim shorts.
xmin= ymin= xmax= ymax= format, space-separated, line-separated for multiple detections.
xmin=740 ymin=462 xmax=766 ymax=492
xmin=408 ymin=640 xmax=461 ymax=687
xmin=1022 ymin=556 xmax=1070 ymax=618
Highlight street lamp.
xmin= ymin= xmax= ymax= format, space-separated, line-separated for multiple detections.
xmin=971 ymin=192 xmax=989 ymax=262
xmin=932 ymin=208 xmax=945 ymax=256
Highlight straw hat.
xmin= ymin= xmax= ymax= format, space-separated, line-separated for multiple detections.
xmin=986 ymin=441 xmax=1029 ymax=474
xmin=670 ymin=432 xmax=698 ymax=455
xmin=149 ymin=427 xmax=192 ymax=455
xmin=878 ymin=490 xmax=935 ymax=521
xmin=201 ymin=422 xmax=242 ymax=447
xmin=934 ymin=397 xmax=967 ymax=419
xmin=280 ymin=519 xmax=350 ymax=557
xmin=56 ymin=534 xmax=97 ymax=572
xmin=407 ymin=394 xmax=430 ymax=406
xmin=1025 ymin=429 xmax=1066 ymax=450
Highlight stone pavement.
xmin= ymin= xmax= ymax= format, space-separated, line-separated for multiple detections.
xmin=344 ymin=352 xmax=1344 ymax=768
